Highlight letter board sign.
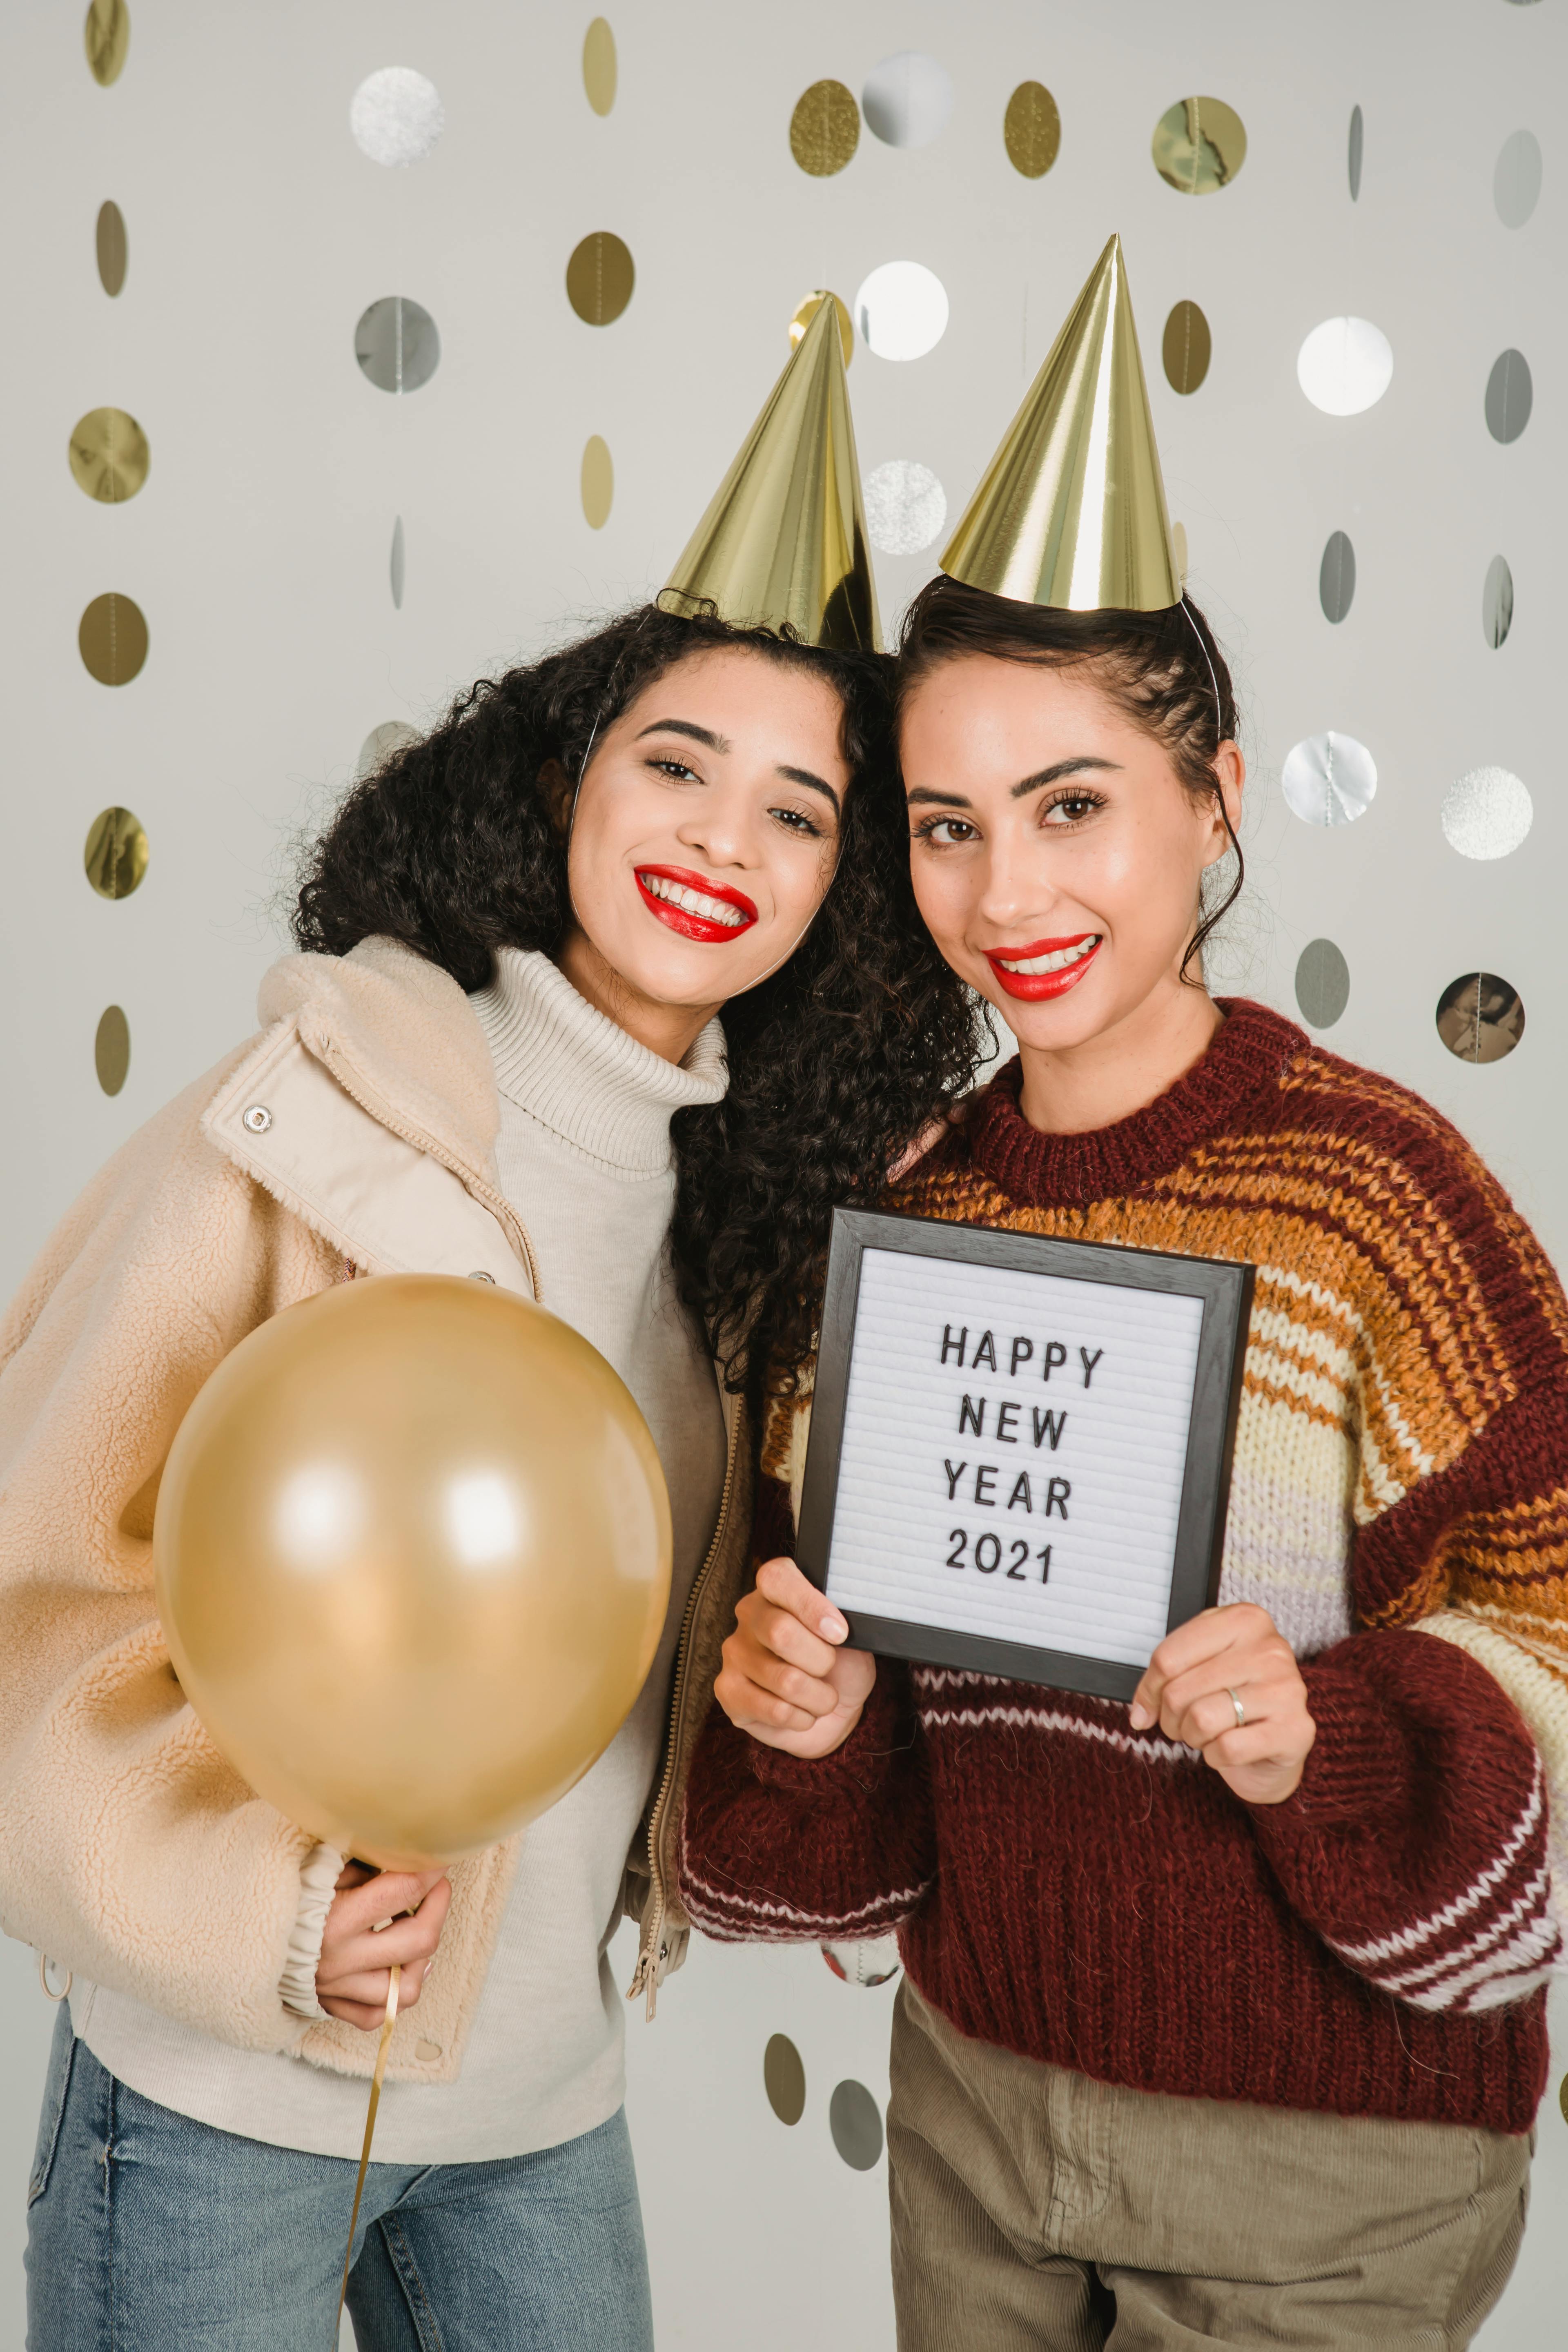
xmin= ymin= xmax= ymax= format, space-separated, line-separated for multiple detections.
xmin=795 ymin=1211 xmax=1255 ymax=1701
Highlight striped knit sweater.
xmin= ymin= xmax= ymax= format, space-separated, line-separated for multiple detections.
xmin=681 ymin=1000 xmax=1568 ymax=2131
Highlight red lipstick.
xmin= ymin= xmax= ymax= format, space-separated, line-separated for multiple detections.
xmin=635 ymin=864 xmax=759 ymax=945
xmin=982 ymin=933 xmax=1102 ymax=1002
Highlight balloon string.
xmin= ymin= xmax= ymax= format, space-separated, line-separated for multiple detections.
xmin=334 ymin=1962 xmax=400 ymax=2344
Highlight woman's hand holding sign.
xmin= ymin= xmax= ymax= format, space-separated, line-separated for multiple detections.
xmin=716 ymin=1557 xmax=875 ymax=1757
xmin=1129 ymin=1602 xmax=1316 ymax=1804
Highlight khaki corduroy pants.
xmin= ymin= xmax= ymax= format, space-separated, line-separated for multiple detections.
xmin=888 ymin=1980 xmax=1531 ymax=2351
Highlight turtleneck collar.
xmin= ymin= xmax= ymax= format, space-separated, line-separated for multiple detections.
xmin=967 ymin=998 xmax=1305 ymax=1209
xmin=470 ymin=948 xmax=728 ymax=1176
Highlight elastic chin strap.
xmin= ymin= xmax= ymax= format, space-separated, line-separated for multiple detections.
xmin=1178 ymin=593 xmax=1225 ymax=738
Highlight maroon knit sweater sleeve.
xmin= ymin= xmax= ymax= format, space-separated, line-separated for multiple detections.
xmin=1249 ymin=1624 xmax=1554 ymax=2013
xmin=678 ymin=1662 xmax=936 ymax=1946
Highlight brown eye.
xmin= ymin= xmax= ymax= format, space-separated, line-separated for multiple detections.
xmin=1043 ymin=792 xmax=1103 ymax=825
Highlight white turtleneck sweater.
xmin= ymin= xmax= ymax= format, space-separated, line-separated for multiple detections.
xmin=70 ymin=950 xmax=728 ymax=2161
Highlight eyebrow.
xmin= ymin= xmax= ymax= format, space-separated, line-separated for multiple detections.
xmin=634 ymin=721 xmax=841 ymax=815
xmin=776 ymin=765 xmax=840 ymax=814
xmin=1011 ymin=756 xmax=1122 ymax=798
xmin=635 ymin=718 xmax=731 ymax=753
xmin=906 ymin=755 xmax=1123 ymax=811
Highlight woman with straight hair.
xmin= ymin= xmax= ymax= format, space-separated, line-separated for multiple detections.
xmin=3 ymin=301 xmax=982 ymax=2350
xmin=683 ymin=240 xmax=1566 ymax=2350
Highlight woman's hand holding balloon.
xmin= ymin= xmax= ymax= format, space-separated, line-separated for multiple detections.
xmin=715 ymin=1556 xmax=876 ymax=1759
xmin=315 ymin=1861 xmax=452 ymax=2031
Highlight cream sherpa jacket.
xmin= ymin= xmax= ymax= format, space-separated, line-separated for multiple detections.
xmin=0 ymin=939 xmax=753 ymax=2084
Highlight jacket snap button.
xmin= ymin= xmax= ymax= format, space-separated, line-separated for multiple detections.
xmin=416 ymin=2038 xmax=442 ymax=2062
xmin=468 ymin=1270 xmax=496 ymax=1283
xmin=241 ymin=1105 xmax=272 ymax=1134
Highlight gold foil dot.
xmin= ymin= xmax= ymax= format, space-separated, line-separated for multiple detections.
xmin=96 ymin=200 xmax=127 ymax=296
xmin=1004 ymin=82 xmax=1060 ymax=178
xmin=583 ymin=19 xmax=616 ymax=116
xmin=95 ymin=1005 xmax=131 ymax=1096
xmin=79 ymin=593 xmax=148 ymax=686
xmin=85 ymin=807 xmax=149 ymax=900
xmin=789 ymin=80 xmax=859 ymax=177
xmin=581 ymin=436 xmax=613 ymax=528
xmin=69 ymin=408 xmax=149 ymax=503
xmin=566 ymin=233 xmax=634 ymax=326
xmin=1162 ymin=301 xmax=1211 ymax=395
xmin=85 ymin=0 xmax=129 ymax=87
xmin=763 ymin=2034 xmax=805 ymax=2125
xmin=1152 ymin=97 xmax=1247 ymax=195
xmin=788 ymin=290 xmax=853 ymax=367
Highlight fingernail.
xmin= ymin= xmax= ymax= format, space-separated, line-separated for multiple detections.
xmin=1129 ymin=1701 xmax=1152 ymax=1731
xmin=820 ymin=1613 xmax=848 ymax=1642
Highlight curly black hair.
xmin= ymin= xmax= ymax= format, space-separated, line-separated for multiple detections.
xmin=294 ymin=604 xmax=987 ymax=1393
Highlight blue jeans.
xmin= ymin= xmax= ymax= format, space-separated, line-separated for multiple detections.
xmin=26 ymin=2008 xmax=655 ymax=2350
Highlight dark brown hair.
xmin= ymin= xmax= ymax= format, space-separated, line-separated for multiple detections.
xmin=294 ymin=603 xmax=987 ymax=1393
xmin=894 ymin=576 xmax=1242 ymax=978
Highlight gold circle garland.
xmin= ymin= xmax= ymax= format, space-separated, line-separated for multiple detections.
xmin=566 ymin=233 xmax=635 ymax=326
xmin=582 ymin=19 xmax=616 ymax=116
xmin=1152 ymin=97 xmax=1247 ymax=195
xmin=85 ymin=0 xmax=129 ymax=87
xmin=79 ymin=592 xmax=149 ymax=686
xmin=95 ymin=1005 xmax=131 ymax=1096
xmin=69 ymin=408 xmax=149 ymax=502
xmin=789 ymin=80 xmax=859 ymax=177
xmin=1162 ymin=300 xmax=1212 ymax=395
xmin=1004 ymin=82 xmax=1060 ymax=178
xmin=84 ymin=807 xmax=149 ymax=900
xmin=96 ymin=200 xmax=127 ymax=295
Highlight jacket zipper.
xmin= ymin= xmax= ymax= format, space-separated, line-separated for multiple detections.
xmin=627 ymin=1394 xmax=741 ymax=2020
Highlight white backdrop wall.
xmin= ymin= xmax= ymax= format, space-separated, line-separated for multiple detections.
xmin=0 ymin=2 xmax=1563 ymax=2345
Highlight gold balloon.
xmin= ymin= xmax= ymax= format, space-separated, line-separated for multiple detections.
xmin=154 ymin=1276 xmax=672 ymax=1869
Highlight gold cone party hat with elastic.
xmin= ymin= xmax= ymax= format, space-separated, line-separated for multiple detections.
xmin=941 ymin=235 xmax=1180 ymax=613
xmin=660 ymin=293 xmax=881 ymax=651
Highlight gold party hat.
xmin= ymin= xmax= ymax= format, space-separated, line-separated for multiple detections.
xmin=660 ymin=294 xmax=881 ymax=651
xmin=941 ymin=235 xmax=1180 ymax=612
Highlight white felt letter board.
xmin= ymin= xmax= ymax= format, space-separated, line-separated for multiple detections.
xmin=795 ymin=1212 xmax=1254 ymax=1701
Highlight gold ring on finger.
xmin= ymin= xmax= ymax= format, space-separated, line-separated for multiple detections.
xmin=1227 ymin=1686 xmax=1245 ymax=1728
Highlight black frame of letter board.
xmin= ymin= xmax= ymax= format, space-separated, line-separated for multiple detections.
xmin=795 ymin=1209 xmax=1256 ymax=1703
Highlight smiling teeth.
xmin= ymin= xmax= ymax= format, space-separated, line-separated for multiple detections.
xmin=640 ymin=873 xmax=749 ymax=926
xmin=997 ymin=937 xmax=1100 ymax=976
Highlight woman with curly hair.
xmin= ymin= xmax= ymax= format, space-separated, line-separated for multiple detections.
xmin=5 ymin=312 xmax=984 ymax=2351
